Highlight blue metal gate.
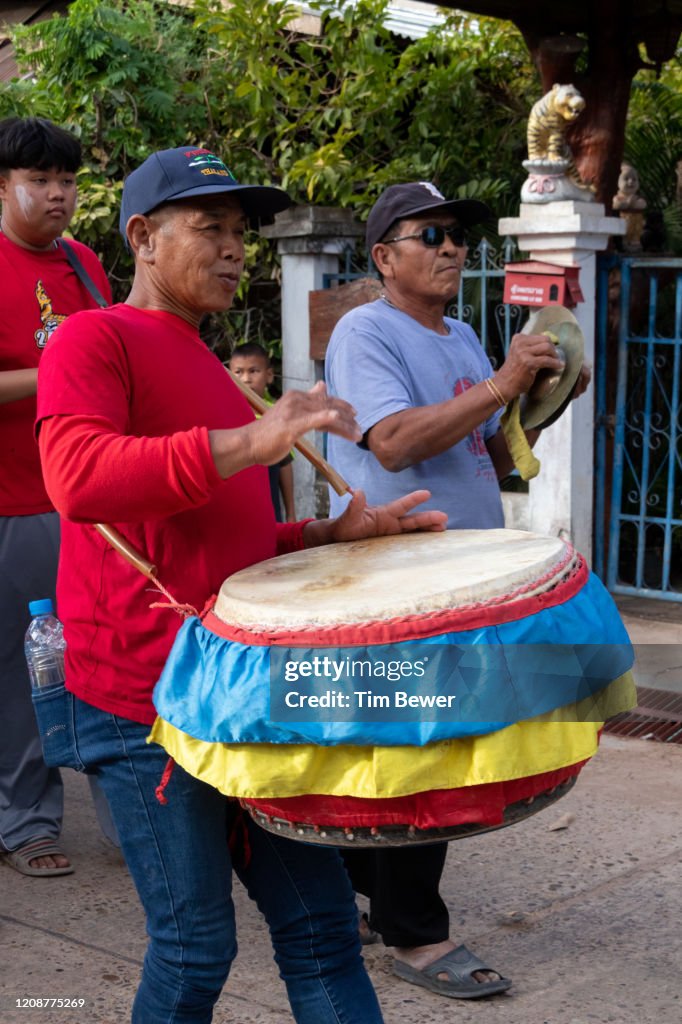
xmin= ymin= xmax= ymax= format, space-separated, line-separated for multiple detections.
xmin=595 ymin=254 xmax=682 ymax=602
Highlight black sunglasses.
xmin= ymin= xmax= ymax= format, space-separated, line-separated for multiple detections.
xmin=385 ymin=225 xmax=467 ymax=248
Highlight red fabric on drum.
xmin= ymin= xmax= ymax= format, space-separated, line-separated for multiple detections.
xmin=242 ymin=760 xmax=586 ymax=830
xmin=202 ymin=554 xmax=588 ymax=647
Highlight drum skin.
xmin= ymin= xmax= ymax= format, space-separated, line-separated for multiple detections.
xmin=150 ymin=531 xmax=637 ymax=846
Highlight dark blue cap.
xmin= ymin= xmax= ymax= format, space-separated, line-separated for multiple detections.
xmin=119 ymin=147 xmax=291 ymax=237
xmin=366 ymin=181 xmax=492 ymax=250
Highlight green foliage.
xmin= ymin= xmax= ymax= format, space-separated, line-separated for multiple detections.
xmin=625 ymin=58 xmax=682 ymax=254
xmin=1 ymin=0 xmax=540 ymax=323
xmin=190 ymin=0 xmax=535 ymax=216
xmin=0 ymin=13 xmax=511 ymax=340
xmin=1 ymin=0 xmax=213 ymax=282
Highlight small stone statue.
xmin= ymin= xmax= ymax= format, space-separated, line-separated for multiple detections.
xmin=521 ymin=83 xmax=595 ymax=204
xmin=612 ymin=163 xmax=647 ymax=251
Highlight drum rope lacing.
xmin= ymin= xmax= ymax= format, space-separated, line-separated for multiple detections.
xmin=148 ymin=583 xmax=199 ymax=621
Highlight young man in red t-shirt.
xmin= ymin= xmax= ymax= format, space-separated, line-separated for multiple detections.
xmin=0 ymin=117 xmax=112 ymax=877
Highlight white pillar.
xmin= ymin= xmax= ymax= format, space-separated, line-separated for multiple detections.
xmin=262 ymin=206 xmax=363 ymax=518
xmin=498 ymin=202 xmax=625 ymax=561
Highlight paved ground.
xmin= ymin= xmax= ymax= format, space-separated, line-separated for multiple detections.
xmin=618 ymin=601 xmax=682 ymax=694
xmin=2 ymin=599 xmax=680 ymax=1024
xmin=1 ymin=731 xmax=680 ymax=1024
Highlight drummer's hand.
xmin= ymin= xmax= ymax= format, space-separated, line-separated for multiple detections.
xmin=210 ymin=381 xmax=361 ymax=478
xmin=303 ymin=489 xmax=447 ymax=548
xmin=496 ymin=332 xmax=565 ymax=400
xmin=248 ymin=381 xmax=361 ymax=465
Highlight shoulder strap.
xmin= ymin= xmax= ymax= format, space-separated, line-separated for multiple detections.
xmin=58 ymin=237 xmax=109 ymax=308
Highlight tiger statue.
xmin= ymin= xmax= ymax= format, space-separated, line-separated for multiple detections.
xmin=526 ymin=83 xmax=591 ymax=190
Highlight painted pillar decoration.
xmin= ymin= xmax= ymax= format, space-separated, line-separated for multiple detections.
xmin=500 ymin=86 xmax=625 ymax=562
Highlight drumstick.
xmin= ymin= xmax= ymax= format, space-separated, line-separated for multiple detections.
xmin=225 ymin=366 xmax=351 ymax=497
xmin=94 ymin=524 xmax=158 ymax=581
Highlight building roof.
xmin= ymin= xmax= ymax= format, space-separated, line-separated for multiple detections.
xmin=0 ymin=2 xmax=69 ymax=82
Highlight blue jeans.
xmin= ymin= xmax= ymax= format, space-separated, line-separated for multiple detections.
xmin=61 ymin=695 xmax=383 ymax=1024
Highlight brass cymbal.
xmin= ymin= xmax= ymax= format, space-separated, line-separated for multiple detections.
xmin=519 ymin=306 xmax=585 ymax=430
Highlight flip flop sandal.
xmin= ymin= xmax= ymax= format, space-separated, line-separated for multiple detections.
xmin=2 ymin=837 xmax=74 ymax=877
xmin=393 ymin=944 xmax=511 ymax=999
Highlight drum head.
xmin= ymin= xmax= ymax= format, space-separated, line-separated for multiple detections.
xmin=215 ymin=529 xmax=570 ymax=630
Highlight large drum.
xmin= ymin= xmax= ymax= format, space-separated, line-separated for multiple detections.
xmin=150 ymin=530 xmax=636 ymax=846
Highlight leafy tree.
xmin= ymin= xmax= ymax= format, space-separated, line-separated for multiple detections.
xmin=1 ymin=0 xmax=211 ymax=286
xmin=2 ymin=0 xmax=540 ymax=348
xmin=623 ymin=63 xmax=682 ymax=253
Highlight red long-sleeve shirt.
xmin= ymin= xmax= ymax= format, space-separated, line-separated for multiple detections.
xmin=37 ymin=304 xmax=305 ymax=724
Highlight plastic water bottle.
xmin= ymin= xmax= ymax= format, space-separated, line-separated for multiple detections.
xmin=24 ymin=598 xmax=66 ymax=689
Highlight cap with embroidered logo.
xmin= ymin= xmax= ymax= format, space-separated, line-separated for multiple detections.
xmin=119 ymin=147 xmax=291 ymax=237
xmin=365 ymin=181 xmax=492 ymax=250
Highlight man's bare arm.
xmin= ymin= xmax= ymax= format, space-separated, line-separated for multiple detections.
xmin=367 ymin=332 xmax=562 ymax=472
xmin=0 ymin=368 xmax=37 ymax=405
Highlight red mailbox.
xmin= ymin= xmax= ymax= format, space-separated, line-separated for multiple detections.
xmin=503 ymin=260 xmax=583 ymax=308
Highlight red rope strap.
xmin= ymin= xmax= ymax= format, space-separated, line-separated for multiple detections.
xmin=155 ymin=757 xmax=176 ymax=805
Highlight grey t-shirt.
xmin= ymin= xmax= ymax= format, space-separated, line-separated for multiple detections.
xmin=325 ymin=298 xmax=504 ymax=529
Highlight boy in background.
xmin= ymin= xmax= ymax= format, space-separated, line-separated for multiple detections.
xmin=229 ymin=342 xmax=296 ymax=522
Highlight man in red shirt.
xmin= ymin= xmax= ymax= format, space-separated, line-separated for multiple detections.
xmin=36 ymin=145 xmax=446 ymax=1024
xmin=0 ymin=117 xmax=112 ymax=877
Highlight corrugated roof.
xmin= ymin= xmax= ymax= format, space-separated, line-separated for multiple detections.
xmin=300 ymin=1 xmax=446 ymax=38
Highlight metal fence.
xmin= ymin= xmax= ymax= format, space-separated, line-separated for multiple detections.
xmin=595 ymin=253 xmax=682 ymax=602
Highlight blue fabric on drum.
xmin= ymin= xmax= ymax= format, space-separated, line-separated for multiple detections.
xmin=152 ymin=571 xmax=633 ymax=748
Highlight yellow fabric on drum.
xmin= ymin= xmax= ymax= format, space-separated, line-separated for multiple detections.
xmin=149 ymin=671 xmax=635 ymax=800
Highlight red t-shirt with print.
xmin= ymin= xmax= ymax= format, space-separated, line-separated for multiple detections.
xmin=37 ymin=303 xmax=306 ymax=724
xmin=0 ymin=232 xmax=111 ymax=514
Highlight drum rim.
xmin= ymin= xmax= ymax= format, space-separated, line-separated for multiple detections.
xmin=243 ymin=776 xmax=578 ymax=847
xmin=206 ymin=551 xmax=586 ymax=647
xmin=214 ymin=533 xmax=578 ymax=635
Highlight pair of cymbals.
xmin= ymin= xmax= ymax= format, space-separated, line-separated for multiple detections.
xmin=519 ymin=306 xmax=585 ymax=430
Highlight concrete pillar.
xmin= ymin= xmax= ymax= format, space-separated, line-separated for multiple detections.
xmin=498 ymin=201 xmax=625 ymax=561
xmin=262 ymin=206 xmax=364 ymax=518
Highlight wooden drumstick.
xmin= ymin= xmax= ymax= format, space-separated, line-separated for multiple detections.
xmin=225 ymin=366 xmax=351 ymax=497
xmin=94 ymin=524 xmax=158 ymax=581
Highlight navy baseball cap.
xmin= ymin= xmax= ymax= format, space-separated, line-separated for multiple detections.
xmin=119 ymin=146 xmax=291 ymax=237
xmin=366 ymin=182 xmax=492 ymax=250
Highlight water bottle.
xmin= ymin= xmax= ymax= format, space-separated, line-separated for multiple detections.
xmin=24 ymin=598 xmax=66 ymax=689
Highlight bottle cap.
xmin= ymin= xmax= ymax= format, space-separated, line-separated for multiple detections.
xmin=28 ymin=598 xmax=54 ymax=616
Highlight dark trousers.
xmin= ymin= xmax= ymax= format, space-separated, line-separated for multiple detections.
xmin=0 ymin=512 xmax=63 ymax=853
xmin=343 ymin=842 xmax=449 ymax=947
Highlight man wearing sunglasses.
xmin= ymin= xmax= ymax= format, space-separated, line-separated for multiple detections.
xmin=325 ymin=181 xmax=582 ymax=1002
